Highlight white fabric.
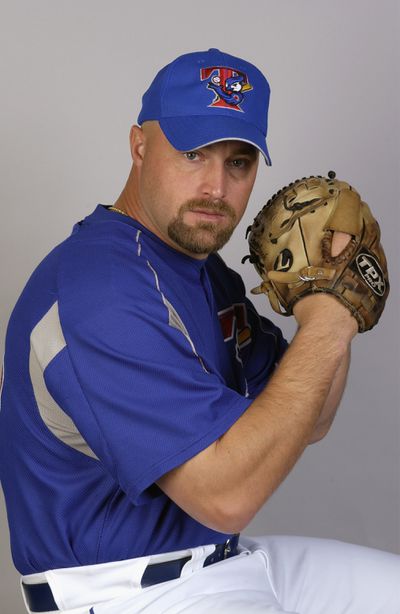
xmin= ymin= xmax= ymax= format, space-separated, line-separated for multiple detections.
xmin=21 ymin=535 xmax=400 ymax=614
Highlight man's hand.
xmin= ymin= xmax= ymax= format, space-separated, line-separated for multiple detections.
xmin=293 ymin=293 xmax=358 ymax=338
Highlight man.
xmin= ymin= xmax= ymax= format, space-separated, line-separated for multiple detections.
xmin=0 ymin=48 xmax=398 ymax=614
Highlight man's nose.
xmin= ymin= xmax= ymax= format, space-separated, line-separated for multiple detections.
xmin=200 ymin=162 xmax=227 ymax=201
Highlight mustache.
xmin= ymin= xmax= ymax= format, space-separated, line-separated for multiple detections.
xmin=180 ymin=199 xmax=236 ymax=219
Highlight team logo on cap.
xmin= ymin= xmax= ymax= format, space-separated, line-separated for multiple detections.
xmin=200 ymin=66 xmax=253 ymax=112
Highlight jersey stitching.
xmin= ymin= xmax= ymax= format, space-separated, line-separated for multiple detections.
xmin=95 ymin=487 xmax=121 ymax=563
xmin=134 ymin=228 xmax=209 ymax=374
xmin=146 ymin=260 xmax=209 ymax=374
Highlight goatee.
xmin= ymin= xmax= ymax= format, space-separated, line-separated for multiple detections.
xmin=167 ymin=199 xmax=237 ymax=255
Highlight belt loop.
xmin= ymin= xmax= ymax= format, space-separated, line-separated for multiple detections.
xmin=20 ymin=577 xmax=31 ymax=614
xmin=181 ymin=544 xmax=216 ymax=578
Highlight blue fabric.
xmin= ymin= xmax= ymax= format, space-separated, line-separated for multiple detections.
xmin=0 ymin=205 xmax=287 ymax=574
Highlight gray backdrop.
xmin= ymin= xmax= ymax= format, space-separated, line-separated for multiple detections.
xmin=1 ymin=0 xmax=399 ymax=611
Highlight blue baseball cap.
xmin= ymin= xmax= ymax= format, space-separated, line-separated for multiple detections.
xmin=137 ymin=48 xmax=272 ymax=165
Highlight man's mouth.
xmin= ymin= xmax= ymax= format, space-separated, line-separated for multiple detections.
xmin=189 ymin=209 xmax=227 ymax=221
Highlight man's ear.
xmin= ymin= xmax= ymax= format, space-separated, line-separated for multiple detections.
xmin=129 ymin=125 xmax=146 ymax=166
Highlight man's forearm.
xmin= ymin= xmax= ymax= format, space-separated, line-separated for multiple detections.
xmin=209 ymin=313 xmax=354 ymax=530
xmin=308 ymin=346 xmax=351 ymax=444
xmin=158 ymin=296 xmax=358 ymax=533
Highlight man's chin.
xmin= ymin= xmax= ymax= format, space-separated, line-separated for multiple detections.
xmin=169 ymin=226 xmax=234 ymax=256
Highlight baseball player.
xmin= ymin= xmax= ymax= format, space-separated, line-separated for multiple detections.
xmin=0 ymin=48 xmax=399 ymax=614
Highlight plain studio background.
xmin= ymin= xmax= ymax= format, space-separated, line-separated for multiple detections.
xmin=0 ymin=0 xmax=399 ymax=611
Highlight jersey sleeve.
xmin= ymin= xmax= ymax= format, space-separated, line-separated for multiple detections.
xmin=45 ymin=262 xmax=253 ymax=507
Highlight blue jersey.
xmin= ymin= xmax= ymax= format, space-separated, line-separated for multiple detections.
xmin=0 ymin=205 xmax=287 ymax=575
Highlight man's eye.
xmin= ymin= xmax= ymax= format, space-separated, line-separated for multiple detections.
xmin=184 ymin=152 xmax=199 ymax=161
xmin=231 ymin=158 xmax=248 ymax=168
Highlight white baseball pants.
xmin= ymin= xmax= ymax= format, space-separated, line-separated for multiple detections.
xmin=21 ymin=535 xmax=400 ymax=614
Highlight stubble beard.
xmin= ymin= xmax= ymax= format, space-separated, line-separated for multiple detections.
xmin=167 ymin=199 xmax=237 ymax=255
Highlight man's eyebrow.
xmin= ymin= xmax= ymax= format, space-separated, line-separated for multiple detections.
xmin=199 ymin=142 xmax=259 ymax=157
xmin=230 ymin=144 xmax=259 ymax=157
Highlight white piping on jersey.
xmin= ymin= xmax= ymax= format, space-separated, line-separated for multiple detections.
xmin=134 ymin=229 xmax=209 ymax=374
xmin=217 ymin=304 xmax=250 ymax=398
xmin=233 ymin=335 xmax=249 ymax=398
xmin=217 ymin=307 xmax=249 ymax=398
xmin=250 ymin=306 xmax=280 ymax=346
xmin=146 ymin=260 xmax=209 ymax=374
xmin=29 ymin=302 xmax=98 ymax=459
xmin=136 ymin=230 xmax=142 ymax=257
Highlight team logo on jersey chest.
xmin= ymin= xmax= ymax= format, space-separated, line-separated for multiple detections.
xmin=200 ymin=66 xmax=253 ymax=112
xmin=218 ymin=303 xmax=251 ymax=348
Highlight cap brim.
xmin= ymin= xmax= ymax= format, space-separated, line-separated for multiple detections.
xmin=159 ymin=116 xmax=271 ymax=165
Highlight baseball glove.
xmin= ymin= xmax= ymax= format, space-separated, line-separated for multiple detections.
xmin=243 ymin=172 xmax=389 ymax=332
